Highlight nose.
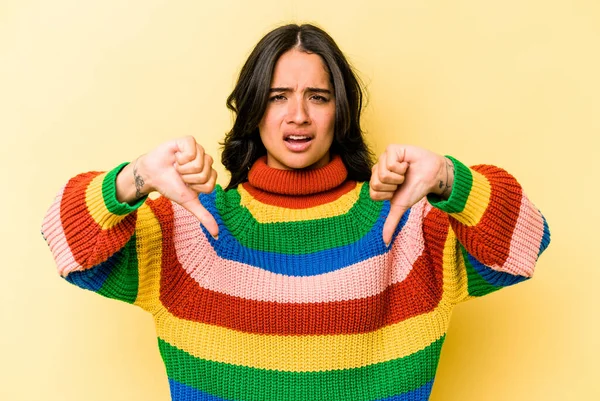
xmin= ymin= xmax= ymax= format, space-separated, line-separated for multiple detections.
xmin=286 ymin=97 xmax=309 ymax=125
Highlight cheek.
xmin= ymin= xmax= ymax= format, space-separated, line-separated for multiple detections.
xmin=320 ymin=108 xmax=336 ymax=135
xmin=259 ymin=109 xmax=284 ymax=135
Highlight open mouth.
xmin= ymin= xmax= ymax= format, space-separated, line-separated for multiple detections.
xmin=283 ymin=134 xmax=314 ymax=152
xmin=284 ymin=135 xmax=312 ymax=143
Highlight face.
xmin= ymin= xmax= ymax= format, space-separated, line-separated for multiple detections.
xmin=258 ymin=49 xmax=336 ymax=170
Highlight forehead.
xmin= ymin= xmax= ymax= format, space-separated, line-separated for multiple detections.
xmin=271 ymin=49 xmax=331 ymax=87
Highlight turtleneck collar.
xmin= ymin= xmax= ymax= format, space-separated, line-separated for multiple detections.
xmin=247 ymin=154 xmax=348 ymax=195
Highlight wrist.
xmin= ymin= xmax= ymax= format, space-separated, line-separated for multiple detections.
xmin=116 ymin=155 xmax=152 ymax=204
xmin=431 ymin=155 xmax=454 ymax=199
xmin=132 ymin=156 xmax=153 ymax=199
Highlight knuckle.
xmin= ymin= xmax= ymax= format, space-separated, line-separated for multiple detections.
xmin=372 ymin=182 xmax=385 ymax=191
xmin=192 ymin=158 xmax=203 ymax=170
xmin=181 ymin=136 xmax=195 ymax=149
xmin=197 ymin=171 xmax=208 ymax=182
xmin=177 ymin=152 xmax=191 ymax=163
xmin=380 ymin=171 xmax=393 ymax=182
xmin=191 ymin=183 xmax=206 ymax=192
xmin=370 ymin=191 xmax=385 ymax=201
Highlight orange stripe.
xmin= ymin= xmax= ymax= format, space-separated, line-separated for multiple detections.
xmin=241 ymin=180 xmax=357 ymax=209
xmin=451 ymin=165 xmax=522 ymax=267
xmin=60 ymin=172 xmax=136 ymax=268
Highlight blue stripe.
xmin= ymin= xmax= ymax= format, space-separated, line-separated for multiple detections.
xmin=538 ymin=214 xmax=551 ymax=257
xmin=168 ymin=379 xmax=229 ymax=400
xmin=65 ymin=250 xmax=119 ymax=291
xmin=200 ymin=190 xmax=409 ymax=276
xmin=376 ymin=380 xmax=434 ymax=400
xmin=64 ymin=236 xmax=134 ymax=291
xmin=466 ymin=253 xmax=528 ymax=287
xmin=167 ymin=378 xmax=434 ymax=401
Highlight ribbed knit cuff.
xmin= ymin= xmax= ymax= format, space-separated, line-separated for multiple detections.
xmin=427 ymin=156 xmax=473 ymax=214
xmin=102 ymin=162 xmax=147 ymax=215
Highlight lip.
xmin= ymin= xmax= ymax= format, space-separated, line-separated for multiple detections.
xmin=283 ymin=132 xmax=314 ymax=152
xmin=283 ymin=132 xmax=314 ymax=140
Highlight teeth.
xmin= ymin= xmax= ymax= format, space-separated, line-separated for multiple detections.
xmin=287 ymin=135 xmax=309 ymax=140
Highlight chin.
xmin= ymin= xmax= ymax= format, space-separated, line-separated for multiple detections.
xmin=266 ymin=150 xmax=330 ymax=171
xmin=286 ymin=155 xmax=327 ymax=170
xmin=281 ymin=160 xmax=313 ymax=170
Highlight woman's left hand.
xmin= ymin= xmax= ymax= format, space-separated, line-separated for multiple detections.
xmin=369 ymin=144 xmax=455 ymax=246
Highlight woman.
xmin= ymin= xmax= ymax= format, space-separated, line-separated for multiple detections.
xmin=42 ymin=24 xmax=550 ymax=400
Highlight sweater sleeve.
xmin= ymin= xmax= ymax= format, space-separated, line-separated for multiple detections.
xmin=426 ymin=156 xmax=551 ymax=303
xmin=41 ymin=163 xmax=166 ymax=310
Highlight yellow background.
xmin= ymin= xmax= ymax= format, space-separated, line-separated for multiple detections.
xmin=1 ymin=0 xmax=597 ymax=400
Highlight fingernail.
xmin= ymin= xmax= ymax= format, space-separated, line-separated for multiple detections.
xmin=385 ymin=241 xmax=390 ymax=248
xmin=212 ymin=233 xmax=219 ymax=240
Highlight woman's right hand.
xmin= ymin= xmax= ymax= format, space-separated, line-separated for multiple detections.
xmin=116 ymin=136 xmax=219 ymax=238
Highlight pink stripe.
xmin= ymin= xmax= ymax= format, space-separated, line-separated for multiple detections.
xmin=42 ymin=186 xmax=85 ymax=277
xmin=171 ymin=200 xmax=428 ymax=303
xmin=492 ymin=194 xmax=544 ymax=277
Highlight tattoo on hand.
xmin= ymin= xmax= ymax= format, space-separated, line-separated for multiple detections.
xmin=133 ymin=159 xmax=146 ymax=199
xmin=441 ymin=158 xmax=454 ymax=197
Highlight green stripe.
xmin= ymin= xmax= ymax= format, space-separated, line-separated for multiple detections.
xmin=158 ymin=335 xmax=444 ymax=401
xmin=216 ymin=183 xmax=383 ymax=254
xmin=97 ymin=235 xmax=139 ymax=303
xmin=427 ymin=156 xmax=472 ymax=214
xmin=462 ymin=247 xmax=500 ymax=297
xmin=102 ymin=162 xmax=147 ymax=215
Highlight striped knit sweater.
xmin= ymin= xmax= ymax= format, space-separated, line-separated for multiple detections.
xmin=42 ymin=154 xmax=550 ymax=401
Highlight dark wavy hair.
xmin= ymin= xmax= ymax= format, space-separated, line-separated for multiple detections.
xmin=221 ymin=23 xmax=374 ymax=190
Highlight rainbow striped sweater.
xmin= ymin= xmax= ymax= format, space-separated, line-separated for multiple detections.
xmin=42 ymin=154 xmax=550 ymax=401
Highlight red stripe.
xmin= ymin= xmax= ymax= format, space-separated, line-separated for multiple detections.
xmin=60 ymin=172 xmax=137 ymax=268
xmin=451 ymin=165 xmax=522 ymax=267
xmin=241 ymin=180 xmax=357 ymax=209
xmin=158 ymin=208 xmax=449 ymax=335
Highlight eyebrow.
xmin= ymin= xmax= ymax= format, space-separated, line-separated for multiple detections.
xmin=269 ymin=87 xmax=332 ymax=94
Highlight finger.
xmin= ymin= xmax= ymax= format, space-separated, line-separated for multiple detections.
xmin=383 ymin=149 xmax=409 ymax=176
xmin=370 ymin=189 xmax=394 ymax=201
xmin=369 ymin=177 xmax=397 ymax=201
xmin=370 ymin=166 xmax=397 ymax=190
xmin=181 ymin=171 xmax=212 ymax=185
xmin=187 ymin=170 xmax=217 ymax=193
xmin=385 ymin=147 xmax=407 ymax=173
xmin=180 ymin=197 xmax=219 ymax=239
xmin=383 ymin=203 xmax=407 ymax=246
xmin=370 ymin=180 xmax=398 ymax=192
xmin=175 ymin=137 xmax=201 ymax=164
xmin=178 ymin=153 xmax=213 ymax=178
xmin=387 ymin=145 xmax=406 ymax=165
xmin=370 ymin=166 xmax=398 ymax=201
xmin=378 ymin=159 xmax=406 ymax=185
xmin=181 ymin=155 xmax=215 ymax=185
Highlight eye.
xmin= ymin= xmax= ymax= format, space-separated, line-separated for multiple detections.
xmin=269 ymin=94 xmax=286 ymax=102
xmin=310 ymin=95 xmax=329 ymax=103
